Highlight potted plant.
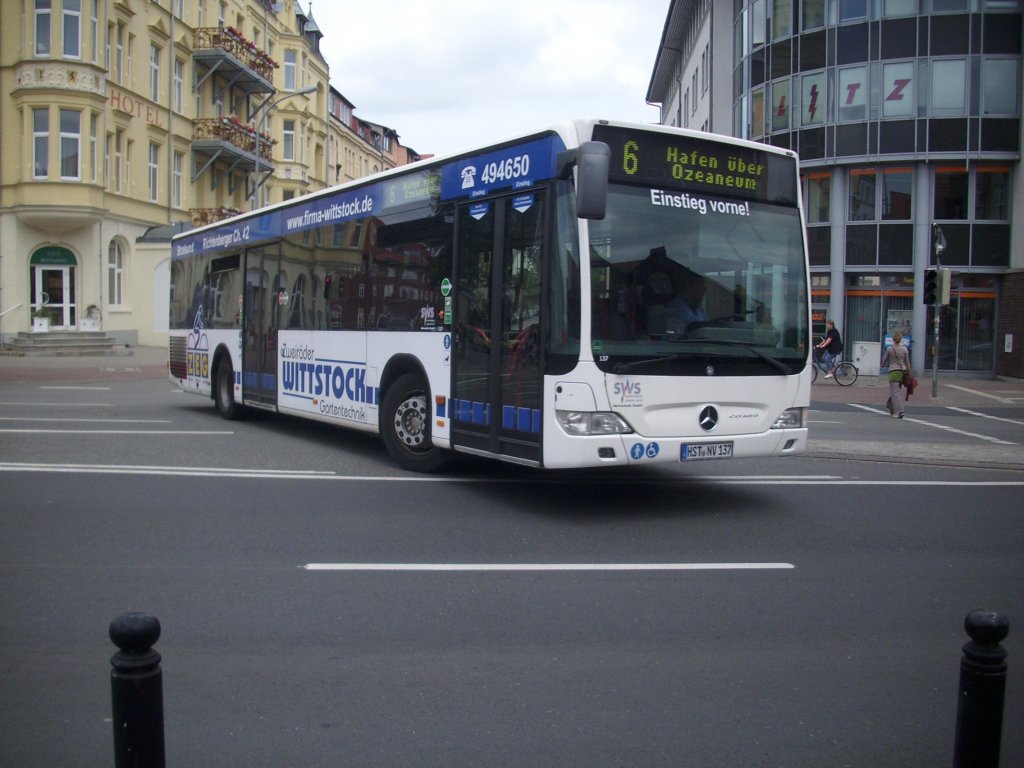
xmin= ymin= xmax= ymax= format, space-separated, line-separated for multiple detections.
xmin=32 ymin=306 xmax=50 ymax=333
xmin=82 ymin=304 xmax=101 ymax=331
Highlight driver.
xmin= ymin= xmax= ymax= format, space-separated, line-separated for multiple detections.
xmin=667 ymin=274 xmax=709 ymax=330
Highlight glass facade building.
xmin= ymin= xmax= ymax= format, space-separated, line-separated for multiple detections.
xmin=649 ymin=1 xmax=1023 ymax=375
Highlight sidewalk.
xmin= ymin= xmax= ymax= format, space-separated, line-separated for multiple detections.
xmin=809 ymin=371 xmax=1024 ymax=409
xmin=0 ymin=345 xmax=168 ymax=383
xmin=808 ymin=372 xmax=1024 ymax=471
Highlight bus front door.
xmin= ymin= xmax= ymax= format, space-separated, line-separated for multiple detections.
xmin=452 ymin=193 xmax=545 ymax=464
xmin=243 ymin=245 xmax=281 ymax=406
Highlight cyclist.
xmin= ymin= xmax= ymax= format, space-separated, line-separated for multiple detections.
xmin=815 ymin=320 xmax=843 ymax=378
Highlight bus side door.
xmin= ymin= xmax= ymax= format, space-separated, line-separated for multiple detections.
xmin=243 ymin=244 xmax=281 ymax=406
xmin=452 ymin=192 xmax=545 ymax=463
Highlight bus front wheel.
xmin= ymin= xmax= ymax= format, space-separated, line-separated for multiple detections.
xmin=381 ymin=373 xmax=446 ymax=472
xmin=214 ymin=359 xmax=240 ymax=420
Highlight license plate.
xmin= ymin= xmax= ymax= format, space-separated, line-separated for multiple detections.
xmin=681 ymin=442 xmax=734 ymax=461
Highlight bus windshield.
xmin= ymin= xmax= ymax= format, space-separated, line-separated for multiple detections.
xmin=589 ymin=182 xmax=808 ymax=376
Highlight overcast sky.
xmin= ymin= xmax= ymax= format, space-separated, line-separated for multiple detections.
xmin=313 ymin=1 xmax=669 ymax=157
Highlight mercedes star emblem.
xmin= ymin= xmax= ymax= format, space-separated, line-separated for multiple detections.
xmin=699 ymin=406 xmax=718 ymax=431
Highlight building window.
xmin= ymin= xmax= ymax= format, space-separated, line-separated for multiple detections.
xmin=284 ymin=49 xmax=296 ymax=90
xmin=90 ymin=0 xmax=97 ymax=62
xmin=801 ymin=0 xmax=825 ymax=30
xmin=114 ymin=23 xmax=123 ymax=82
xmin=148 ymin=142 xmax=159 ymax=202
xmin=930 ymin=59 xmax=966 ymax=116
xmin=108 ymin=240 xmax=124 ymax=306
xmin=881 ymin=168 xmax=913 ymax=220
xmin=882 ymin=0 xmax=916 ymax=16
xmin=125 ymin=140 xmax=133 ymax=194
xmin=150 ymin=44 xmax=161 ymax=102
xmin=804 ymin=171 xmax=831 ymax=223
xmin=127 ymin=33 xmax=134 ymax=84
xmin=32 ymin=108 xmax=49 ymax=178
xmin=283 ymin=119 xmax=295 ymax=160
xmin=848 ymin=169 xmax=877 ymax=221
xmin=750 ymin=87 xmax=766 ymax=138
xmin=90 ymin=113 xmax=98 ymax=183
xmin=772 ymin=0 xmax=792 ymax=39
xmin=801 ymin=71 xmax=825 ymax=126
xmin=63 ymin=0 xmax=81 ymax=58
xmin=881 ymin=61 xmax=915 ymax=118
xmin=114 ymin=128 xmax=123 ymax=192
xmin=59 ymin=108 xmax=81 ymax=179
xmin=981 ymin=58 xmax=1020 ymax=116
xmin=838 ymin=66 xmax=867 ymax=122
xmin=975 ymin=167 xmax=1010 ymax=221
xmin=770 ymin=78 xmax=791 ymax=131
xmin=35 ymin=0 xmax=51 ymax=56
xmin=838 ymin=0 xmax=868 ymax=22
xmin=173 ymin=58 xmax=184 ymax=112
xmin=173 ymin=151 xmax=183 ymax=208
xmin=934 ymin=167 xmax=969 ymax=219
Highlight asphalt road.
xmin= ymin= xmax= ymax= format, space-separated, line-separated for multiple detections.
xmin=1 ymin=354 xmax=1022 ymax=767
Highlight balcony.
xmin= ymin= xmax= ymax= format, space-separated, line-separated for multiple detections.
xmin=191 ymin=117 xmax=274 ymax=188
xmin=189 ymin=207 xmax=243 ymax=227
xmin=193 ymin=27 xmax=276 ymax=97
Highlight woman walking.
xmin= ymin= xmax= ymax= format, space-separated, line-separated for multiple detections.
xmin=883 ymin=331 xmax=912 ymax=418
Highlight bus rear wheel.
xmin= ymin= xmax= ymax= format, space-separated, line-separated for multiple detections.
xmin=381 ymin=373 xmax=446 ymax=472
xmin=214 ymin=358 xmax=241 ymax=420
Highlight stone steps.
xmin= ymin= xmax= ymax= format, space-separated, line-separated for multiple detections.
xmin=1 ymin=331 xmax=132 ymax=357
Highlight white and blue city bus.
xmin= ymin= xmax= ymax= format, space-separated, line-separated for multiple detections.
xmin=169 ymin=119 xmax=810 ymax=471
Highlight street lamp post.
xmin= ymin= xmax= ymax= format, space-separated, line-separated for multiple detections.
xmin=931 ymin=224 xmax=946 ymax=398
xmin=250 ymin=85 xmax=316 ymax=211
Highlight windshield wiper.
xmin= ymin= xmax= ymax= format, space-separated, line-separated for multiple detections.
xmin=611 ymin=339 xmax=792 ymax=375
xmin=612 ymin=353 xmax=691 ymax=374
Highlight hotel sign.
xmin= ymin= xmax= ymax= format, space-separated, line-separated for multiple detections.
xmin=108 ymin=88 xmax=165 ymax=127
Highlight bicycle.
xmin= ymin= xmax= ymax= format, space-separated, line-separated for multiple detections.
xmin=811 ymin=347 xmax=858 ymax=385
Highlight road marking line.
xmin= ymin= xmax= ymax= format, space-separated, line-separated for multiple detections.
xmin=946 ymin=384 xmax=1015 ymax=404
xmin=0 ymin=464 xmax=1021 ymax=483
xmin=0 ymin=462 xmax=329 ymax=477
xmin=850 ymin=404 xmax=1017 ymax=445
xmin=0 ymin=429 xmax=233 ymax=435
xmin=0 ymin=402 xmax=113 ymax=407
xmin=947 ymin=407 xmax=1024 ymax=426
xmin=303 ymin=563 xmax=796 ymax=572
xmin=40 ymin=386 xmax=111 ymax=391
xmin=0 ymin=417 xmax=172 ymax=423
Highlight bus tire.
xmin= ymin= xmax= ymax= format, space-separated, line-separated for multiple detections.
xmin=381 ymin=373 xmax=446 ymax=472
xmin=214 ymin=358 xmax=241 ymax=420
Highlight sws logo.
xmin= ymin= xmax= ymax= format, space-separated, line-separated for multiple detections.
xmin=613 ymin=381 xmax=642 ymax=398
xmin=614 ymin=380 xmax=643 ymax=406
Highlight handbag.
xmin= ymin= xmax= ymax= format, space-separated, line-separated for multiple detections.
xmin=902 ymin=371 xmax=917 ymax=396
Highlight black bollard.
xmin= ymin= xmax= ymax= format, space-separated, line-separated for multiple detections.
xmin=953 ymin=609 xmax=1009 ymax=768
xmin=109 ymin=612 xmax=166 ymax=768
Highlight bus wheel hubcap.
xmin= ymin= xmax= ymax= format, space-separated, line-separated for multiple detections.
xmin=395 ymin=396 xmax=426 ymax=447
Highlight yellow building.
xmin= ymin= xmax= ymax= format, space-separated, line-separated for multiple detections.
xmin=1 ymin=0 xmax=415 ymax=348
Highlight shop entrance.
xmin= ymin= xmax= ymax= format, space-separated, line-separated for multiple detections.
xmin=30 ymin=247 xmax=77 ymax=329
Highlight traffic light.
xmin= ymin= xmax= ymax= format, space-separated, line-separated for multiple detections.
xmin=923 ymin=268 xmax=938 ymax=305
xmin=937 ymin=268 xmax=951 ymax=306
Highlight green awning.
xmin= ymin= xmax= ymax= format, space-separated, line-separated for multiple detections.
xmin=30 ymin=246 xmax=77 ymax=266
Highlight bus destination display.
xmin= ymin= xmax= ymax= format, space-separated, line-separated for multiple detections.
xmin=592 ymin=125 xmax=797 ymax=206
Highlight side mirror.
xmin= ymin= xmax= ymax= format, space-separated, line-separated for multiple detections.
xmin=575 ymin=141 xmax=610 ymax=220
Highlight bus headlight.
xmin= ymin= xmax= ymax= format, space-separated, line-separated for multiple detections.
xmin=556 ymin=411 xmax=634 ymax=436
xmin=771 ymin=407 xmax=807 ymax=429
